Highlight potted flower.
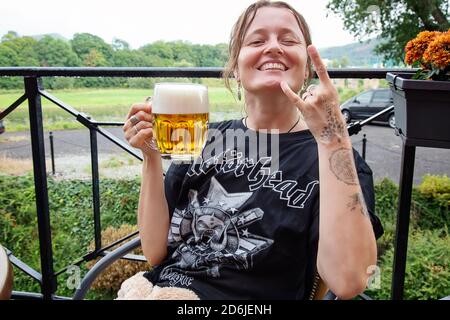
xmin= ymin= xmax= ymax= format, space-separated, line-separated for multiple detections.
xmin=386 ymin=30 xmax=450 ymax=146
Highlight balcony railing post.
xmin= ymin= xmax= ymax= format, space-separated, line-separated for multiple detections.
xmin=49 ymin=131 xmax=55 ymax=175
xmin=391 ymin=143 xmax=416 ymax=300
xmin=362 ymin=134 xmax=367 ymax=160
xmin=24 ymin=76 xmax=57 ymax=299
xmin=89 ymin=126 xmax=102 ymax=252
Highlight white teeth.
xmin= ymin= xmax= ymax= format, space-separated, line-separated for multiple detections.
xmin=260 ymin=63 xmax=286 ymax=71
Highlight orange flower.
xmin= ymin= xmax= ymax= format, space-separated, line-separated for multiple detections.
xmin=404 ymin=31 xmax=441 ymax=65
xmin=423 ymin=31 xmax=450 ymax=69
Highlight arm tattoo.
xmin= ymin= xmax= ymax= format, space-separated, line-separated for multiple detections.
xmin=319 ymin=103 xmax=347 ymax=144
xmin=329 ymin=148 xmax=358 ymax=185
xmin=347 ymin=193 xmax=370 ymax=218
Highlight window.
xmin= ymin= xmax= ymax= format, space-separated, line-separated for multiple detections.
xmin=356 ymin=91 xmax=373 ymax=104
xmin=372 ymin=90 xmax=392 ymax=103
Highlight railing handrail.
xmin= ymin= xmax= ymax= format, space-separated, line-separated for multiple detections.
xmin=0 ymin=66 xmax=417 ymax=78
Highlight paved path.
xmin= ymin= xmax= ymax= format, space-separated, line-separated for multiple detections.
xmin=1 ymin=124 xmax=449 ymax=184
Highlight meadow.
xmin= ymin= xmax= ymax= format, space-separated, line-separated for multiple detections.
xmin=0 ymin=84 xmax=364 ymax=132
xmin=0 ymin=87 xmax=244 ymax=132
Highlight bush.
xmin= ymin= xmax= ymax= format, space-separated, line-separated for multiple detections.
xmin=126 ymin=77 xmax=155 ymax=89
xmin=86 ymin=224 xmax=150 ymax=292
xmin=374 ymin=176 xmax=449 ymax=255
xmin=418 ymin=174 xmax=450 ymax=204
xmin=368 ymin=176 xmax=449 ymax=300
xmin=367 ymin=229 xmax=450 ymax=300
xmin=414 ymin=175 xmax=450 ymax=231
xmin=374 ymin=178 xmax=399 ymax=255
xmin=374 ymin=178 xmax=399 ymax=228
xmin=0 ymin=174 xmax=142 ymax=298
xmin=42 ymin=77 xmax=75 ymax=89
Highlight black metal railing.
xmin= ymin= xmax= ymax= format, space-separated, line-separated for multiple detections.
xmin=0 ymin=67 xmax=413 ymax=300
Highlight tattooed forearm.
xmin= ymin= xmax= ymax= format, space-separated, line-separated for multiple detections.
xmin=347 ymin=193 xmax=370 ymax=217
xmin=319 ymin=103 xmax=347 ymax=144
xmin=329 ymin=148 xmax=358 ymax=185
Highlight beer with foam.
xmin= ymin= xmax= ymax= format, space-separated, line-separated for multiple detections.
xmin=152 ymin=83 xmax=209 ymax=160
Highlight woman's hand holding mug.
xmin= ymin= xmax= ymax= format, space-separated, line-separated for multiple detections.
xmin=123 ymin=99 xmax=159 ymax=158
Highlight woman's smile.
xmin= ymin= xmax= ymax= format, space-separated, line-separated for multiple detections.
xmin=258 ymin=61 xmax=288 ymax=71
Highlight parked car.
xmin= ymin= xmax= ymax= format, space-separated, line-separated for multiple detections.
xmin=340 ymin=89 xmax=396 ymax=128
xmin=0 ymin=119 xmax=4 ymax=134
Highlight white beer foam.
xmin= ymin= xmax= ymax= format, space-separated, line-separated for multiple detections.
xmin=152 ymin=83 xmax=209 ymax=114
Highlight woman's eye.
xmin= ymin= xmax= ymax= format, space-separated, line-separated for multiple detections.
xmin=250 ymin=40 xmax=264 ymax=45
xmin=282 ymin=39 xmax=298 ymax=44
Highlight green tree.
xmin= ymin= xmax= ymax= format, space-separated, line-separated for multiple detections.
xmin=1 ymin=31 xmax=19 ymax=42
xmin=71 ymin=33 xmax=113 ymax=62
xmin=0 ymin=45 xmax=18 ymax=66
xmin=140 ymin=40 xmax=174 ymax=60
xmin=112 ymin=49 xmax=149 ymax=67
xmin=191 ymin=43 xmax=228 ymax=67
xmin=327 ymin=0 xmax=450 ymax=64
xmin=0 ymin=33 xmax=39 ymax=66
xmin=173 ymin=59 xmax=194 ymax=67
xmin=171 ymin=40 xmax=194 ymax=63
xmin=0 ymin=32 xmax=40 ymax=89
xmin=35 ymin=36 xmax=80 ymax=66
xmin=83 ymin=48 xmax=108 ymax=67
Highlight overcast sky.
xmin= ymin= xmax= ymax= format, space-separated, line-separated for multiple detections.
xmin=0 ymin=0 xmax=359 ymax=49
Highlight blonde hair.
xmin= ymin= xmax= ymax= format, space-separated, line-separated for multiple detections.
xmin=223 ymin=0 xmax=313 ymax=96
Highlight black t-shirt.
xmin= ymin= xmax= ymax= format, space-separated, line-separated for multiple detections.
xmin=144 ymin=119 xmax=383 ymax=300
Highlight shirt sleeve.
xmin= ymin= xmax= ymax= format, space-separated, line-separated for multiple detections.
xmin=353 ymin=149 xmax=384 ymax=240
xmin=164 ymin=163 xmax=190 ymax=216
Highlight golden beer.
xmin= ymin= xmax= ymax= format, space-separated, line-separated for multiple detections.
xmin=152 ymin=83 xmax=209 ymax=160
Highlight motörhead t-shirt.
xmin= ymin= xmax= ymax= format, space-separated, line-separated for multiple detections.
xmin=144 ymin=120 xmax=383 ymax=300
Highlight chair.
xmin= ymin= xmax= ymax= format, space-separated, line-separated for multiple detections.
xmin=74 ymin=237 xmax=141 ymax=300
xmin=313 ymin=278 xmax=337 ymax=300
xmin=74 ymin=236 xmax=336 ymax=300
xmin=0 ymin=245 xmax=13 ymax=300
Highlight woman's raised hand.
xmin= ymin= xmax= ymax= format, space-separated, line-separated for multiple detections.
xmin=123 ymin=100 xmax=159 ymax=157
xmin=280 ymin=45 xmax=349 ymax=147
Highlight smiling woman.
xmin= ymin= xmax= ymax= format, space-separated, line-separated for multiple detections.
xmin=119 ymin=0 xmax=383 ymax=300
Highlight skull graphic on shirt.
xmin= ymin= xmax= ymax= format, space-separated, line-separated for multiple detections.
xmin=165 ymin=176 xmax=274 ymax=277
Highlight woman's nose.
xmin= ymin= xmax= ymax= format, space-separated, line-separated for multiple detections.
xmin=264 ymin=38 xmax=283 ymax=54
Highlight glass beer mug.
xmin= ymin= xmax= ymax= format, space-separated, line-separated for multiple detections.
xmin=152 ymin=83 xmax=209 ymax=161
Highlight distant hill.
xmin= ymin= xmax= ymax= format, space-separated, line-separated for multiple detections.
xmin=30 ymin=33 xmax=68 ymax=42
xmin=318 ymin=38 xmax=389 ymax=67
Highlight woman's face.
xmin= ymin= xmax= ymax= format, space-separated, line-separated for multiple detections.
xmin=236 ymin=7 xmax=308 ymax=95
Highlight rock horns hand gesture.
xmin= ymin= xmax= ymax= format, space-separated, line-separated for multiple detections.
xmin=280 ymin=45 xmax=349 ymax=147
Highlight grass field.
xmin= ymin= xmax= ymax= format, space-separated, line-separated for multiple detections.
xmin=0 ymin=87 xmax=244 ymax=132
xmin=0 ymin=85 xmax=365 ymax=132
